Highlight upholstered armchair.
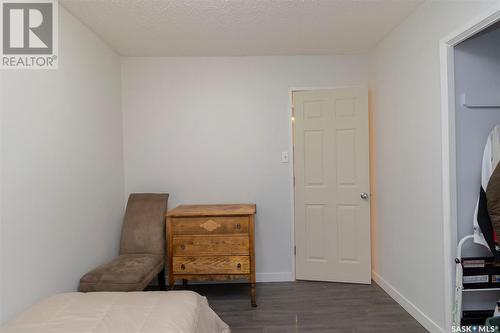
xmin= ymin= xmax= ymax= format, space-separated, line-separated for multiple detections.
xmin=79 ymin=193 xmax=169 ymax=292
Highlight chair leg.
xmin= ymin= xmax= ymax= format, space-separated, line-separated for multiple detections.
xmin=158 ymin=269 xmax=166 ymax=291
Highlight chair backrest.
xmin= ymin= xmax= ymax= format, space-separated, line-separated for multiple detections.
xmin=119 ymin=193 xmax=169 ymax=256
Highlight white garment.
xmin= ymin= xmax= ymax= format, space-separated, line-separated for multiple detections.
xmin=473 ymin=124 xmax=500 ymax=248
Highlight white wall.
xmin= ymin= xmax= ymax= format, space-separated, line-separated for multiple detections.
xmin=1 ymin=6 xmax=124 ymax=323
xmin=121 ymin=56 xmax=368 ymax=281
xmin=369 ymin=1 xmax=498 ymax=332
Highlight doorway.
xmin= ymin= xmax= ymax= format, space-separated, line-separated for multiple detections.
xmin=292 ymin=87 xmax=371 ymax=284
xmin=440 ymin=4 xmax=500 ymax=330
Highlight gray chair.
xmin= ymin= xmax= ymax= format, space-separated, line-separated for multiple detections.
xmin=79 ymin=193 xmax=169 ymax=292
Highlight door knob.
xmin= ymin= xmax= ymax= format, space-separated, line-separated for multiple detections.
xmin=360 ymin=192 xmax=369 ymax=200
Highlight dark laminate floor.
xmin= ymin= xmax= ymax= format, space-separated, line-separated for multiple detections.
xmin=162 ymin=281 xmax=428 ymax=333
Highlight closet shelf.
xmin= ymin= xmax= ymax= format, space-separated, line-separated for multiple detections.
xmin=462 ymin=288 xmax=500 ymax=292
xmin=461 ymin=93 xmax=500 ymax=108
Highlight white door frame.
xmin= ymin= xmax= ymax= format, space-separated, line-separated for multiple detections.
xmin=288 ymin=86 xmax=370 ymax=282
xmin=440 ymin=4 xmax=500 ymax=331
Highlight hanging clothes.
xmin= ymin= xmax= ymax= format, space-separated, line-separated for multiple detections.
xmin=473 ymin=124 xmax=500 ymax=261
xmin=487 ymin=163 xmax=500 ymax=244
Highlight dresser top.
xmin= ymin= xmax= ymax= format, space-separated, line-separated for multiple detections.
xmin=167 ymin=204 xmax=256 ymax=217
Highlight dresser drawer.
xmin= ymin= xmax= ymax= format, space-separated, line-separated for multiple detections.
xmin=172 ymin=256 xmax=250 ymax=274
xmin=171 ymin=216 xmax=248 ymax=235
xmin=172 ymin=235 xmax=249 ymax=256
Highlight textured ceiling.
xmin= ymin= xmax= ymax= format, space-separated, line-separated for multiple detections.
xmin=60 ymin=0 xmax=423 ymax=56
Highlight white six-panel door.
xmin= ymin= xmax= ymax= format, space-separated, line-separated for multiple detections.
xmin=293 ymin=87 xmax=371 ymax=284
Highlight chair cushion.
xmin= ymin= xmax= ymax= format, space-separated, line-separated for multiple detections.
xmin=79 ymin=254 xmax=164 ymax=292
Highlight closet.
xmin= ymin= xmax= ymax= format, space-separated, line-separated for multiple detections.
xmin=454 ymin=21 xmax=500 ymax=324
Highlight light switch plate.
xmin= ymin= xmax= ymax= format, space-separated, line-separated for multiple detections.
xmin=281 ymin=151 xmax=289 ymax=163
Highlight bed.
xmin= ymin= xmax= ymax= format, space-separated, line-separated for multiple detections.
xmin=1 ymin=291 xmax=230 ymax=333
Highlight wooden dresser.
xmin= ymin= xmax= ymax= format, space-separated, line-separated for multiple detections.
xmin=166 ymin=204 xmax=257 ymax=306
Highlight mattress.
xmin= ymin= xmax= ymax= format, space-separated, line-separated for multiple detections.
xmin=1 ymin=291 xmax=230 ymax=333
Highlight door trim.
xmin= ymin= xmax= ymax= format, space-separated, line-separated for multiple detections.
xmin=288 ymin=86 xmax=372 ymax=282
xmin=439 ymin=4 xmax=500 ymax=332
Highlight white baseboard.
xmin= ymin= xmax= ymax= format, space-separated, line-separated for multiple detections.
xmin=256 ymin=272 xmax=293 ymax=282
xmin=372 ymin=271 xmax=444 ymax=333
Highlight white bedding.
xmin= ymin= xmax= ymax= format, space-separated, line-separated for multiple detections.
xmin=1 ymin=291 xmax=230 ymax=333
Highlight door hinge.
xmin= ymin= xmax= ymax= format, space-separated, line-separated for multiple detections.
xmin=294 ymin=246 xmax=296 ymax=256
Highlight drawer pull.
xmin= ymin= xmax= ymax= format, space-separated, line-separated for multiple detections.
xmin=236 ymin=223 xmax=241 ymax=230
xmin=237 ymin=263 xmax=241 ymax=269
xmin=180 ymin=244 xmax=185 ymax=250
xmin=181 ymin=264 xmax=185 ymax=270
